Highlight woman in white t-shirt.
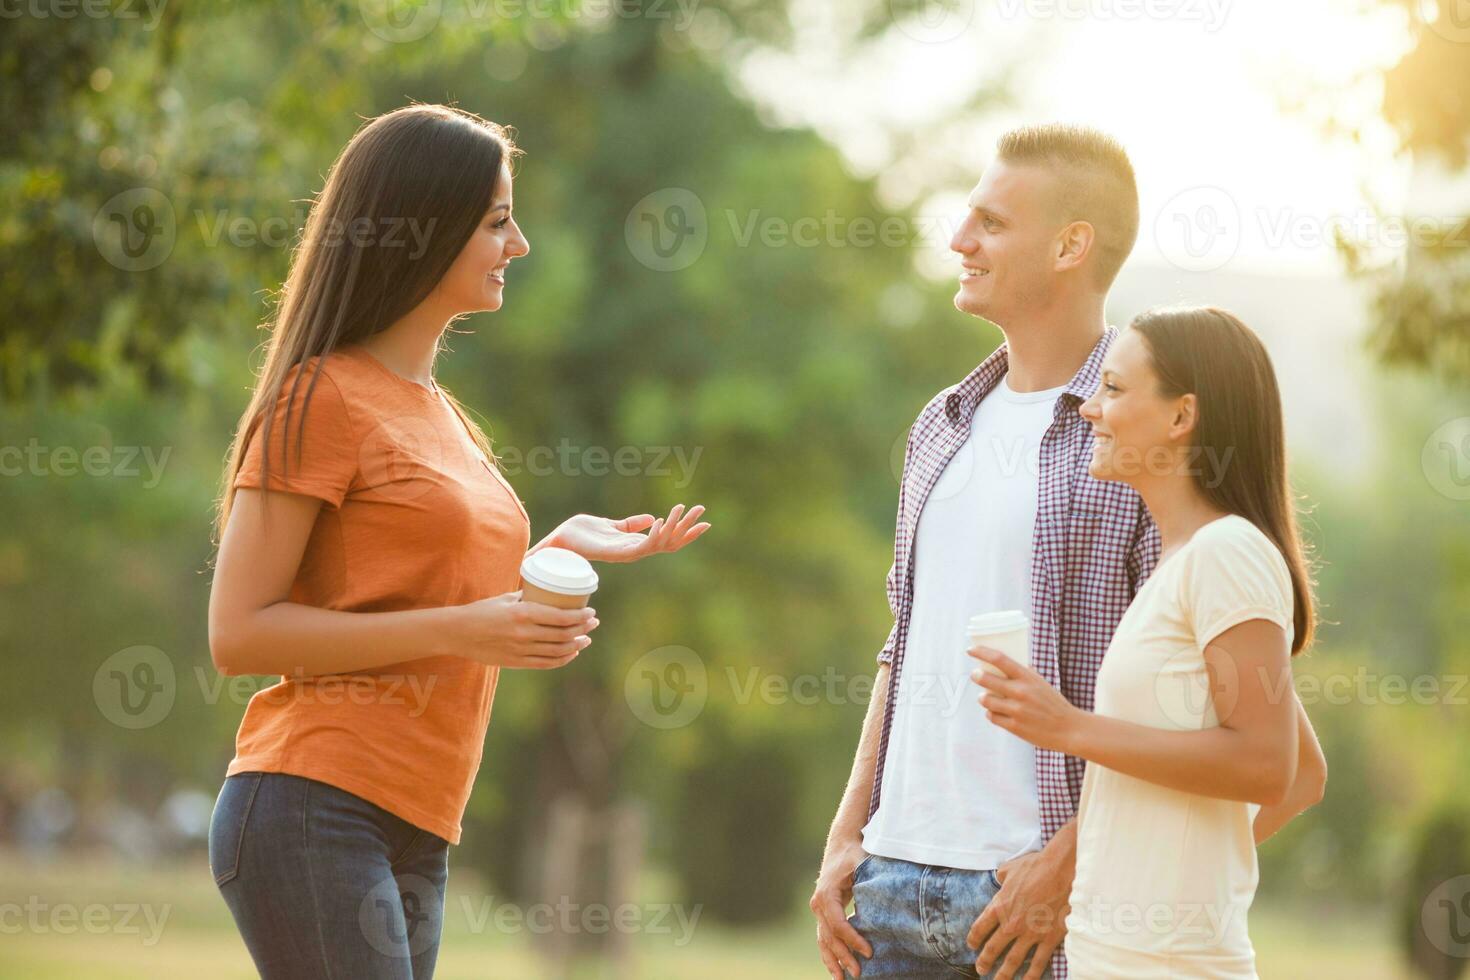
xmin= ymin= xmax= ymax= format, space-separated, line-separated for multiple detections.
xmin=967 ymin=306 xmax=1327 ymax=979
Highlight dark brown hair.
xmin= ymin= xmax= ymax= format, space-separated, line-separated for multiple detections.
xmin=215 ymin=104 xmax=519 ymax=538
xmin=1129 ymin=306 xmax=1316 ymax=654
xmin=996 ymin=124 xmax=1138 ymax=290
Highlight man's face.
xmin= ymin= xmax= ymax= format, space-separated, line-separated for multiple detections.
xmin=949 ymin=160 xmax=1065 ymax=324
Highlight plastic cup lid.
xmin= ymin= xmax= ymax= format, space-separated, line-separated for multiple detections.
xmin=520 ymin=547 xmax=599 ymax=596
xmin=966 ymin=610 xmax=1029 ymax=635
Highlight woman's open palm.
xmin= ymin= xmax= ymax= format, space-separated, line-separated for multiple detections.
xmin=551 ymin=504 xmax=710 ymax=563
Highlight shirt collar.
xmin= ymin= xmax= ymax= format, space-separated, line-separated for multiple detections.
xmin=944 ymin=325 xmax=1118 ymax=426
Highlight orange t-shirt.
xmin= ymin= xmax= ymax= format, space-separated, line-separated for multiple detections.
xmin=225 ymin=344 xmax=530 ymax=844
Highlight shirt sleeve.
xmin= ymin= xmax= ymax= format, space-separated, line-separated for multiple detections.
xmin=233 ymin=363 xmax=358 ymax=508
xmin=877 ymin=409 xmax=921 ymax=666
xmin=1181 ymin=519 xmax=1294 ymax=650
xmin=877 ymin=621 xmax=898 ymax=666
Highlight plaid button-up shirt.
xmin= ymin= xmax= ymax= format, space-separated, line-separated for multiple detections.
xmin=867 ymin=326 xmax=1160 ymax=979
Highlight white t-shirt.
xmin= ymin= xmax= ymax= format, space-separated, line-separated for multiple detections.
xmin=861 ymin=373 xmax=1066 ymax=870
xmin=1065 ymin=514 xmax=1293 ymax=979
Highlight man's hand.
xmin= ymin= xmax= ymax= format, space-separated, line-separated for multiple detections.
xmin=966 ymin=848 xmax=1070 ymax=980
xmin=810 ymin=840 xmax=875 ymax=979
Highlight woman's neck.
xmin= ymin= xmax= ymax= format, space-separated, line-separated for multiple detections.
xmin=1136 ymin=474 xmax=1230 ymax=558
xmin=359 ymin=304 xmax=451 ymax=388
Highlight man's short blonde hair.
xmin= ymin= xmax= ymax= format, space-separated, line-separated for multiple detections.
xmin=997 ymin=124 xmax=1139 ymax=289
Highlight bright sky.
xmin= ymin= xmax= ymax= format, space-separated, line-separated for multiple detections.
xmin=735 ymin=0 xmax=1418 ymax=278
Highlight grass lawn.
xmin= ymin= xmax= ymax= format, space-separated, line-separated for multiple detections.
xmin=0 ymin=850 xmax=1410 ymax=979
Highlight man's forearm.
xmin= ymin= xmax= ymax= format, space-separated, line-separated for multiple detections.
xmin=1037 ymin=815 xmax=1078 ymax=878
xmin=822 ymin=663 xmax=890 ymax=858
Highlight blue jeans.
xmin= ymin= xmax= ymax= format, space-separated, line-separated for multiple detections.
xmin=845 ymin=855 xmax=1052 ymax=980
xmin=209 ymin=771 xmax=450 ymax=980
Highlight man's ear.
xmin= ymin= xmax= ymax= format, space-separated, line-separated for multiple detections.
xmin=1054 ymin=221 xmax=1095 ymax=273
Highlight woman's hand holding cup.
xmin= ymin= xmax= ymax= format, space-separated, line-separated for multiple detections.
xmin=455 ymin=592 xmax=599 ymax=670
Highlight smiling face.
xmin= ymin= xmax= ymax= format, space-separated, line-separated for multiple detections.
xmin=436 ymin=164 xmax=529 ymax=314
xmin=950 ymin=159 xmax=1069 ymax=324
xmin=1078 ymin=328 xmax=1196 ymax=486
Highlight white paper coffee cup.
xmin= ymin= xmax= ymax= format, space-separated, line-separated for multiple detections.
xmin=967 ymin=610 xmax=1030 ymax=676
xmin=519 ymin=547 xmax=599 ymax=609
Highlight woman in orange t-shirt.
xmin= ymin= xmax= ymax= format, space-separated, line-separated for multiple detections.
xmin=206 ymin=104 xmax=709 ymax=980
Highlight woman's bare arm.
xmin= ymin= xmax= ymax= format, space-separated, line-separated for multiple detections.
xmin=1061 ymin=620 xmax=1297 ymax=804
xmin=209 ymin=488 xmax=595 ymax=677
xmin=973 ymin=618 xmax=1299 ymax=805
xmin=1254 ymin=694 xmax=1327 ymax=843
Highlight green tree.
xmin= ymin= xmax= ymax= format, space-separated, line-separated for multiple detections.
xmin=1340 ymin=0 xmax=1470 ymax=380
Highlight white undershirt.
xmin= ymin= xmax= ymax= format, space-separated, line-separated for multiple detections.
xmin=862 ymin=372 xmax=1066 ymax=870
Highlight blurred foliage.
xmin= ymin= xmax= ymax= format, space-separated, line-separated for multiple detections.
xmin=1339 ymin=0 xmax=1470 ymax=380
xmin=0 ymin=0 xmax=1466 ymax=955
xmin=1401 ymin=808 xmax=1470 ymax=980
xmin=0 ymin=0 xmax=989 ymax=924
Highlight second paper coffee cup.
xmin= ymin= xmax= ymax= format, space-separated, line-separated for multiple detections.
xmin=966 ymin=610 xmax=1030 ymax=676
xmin=519 ymin=547 xmax=599 ymax=609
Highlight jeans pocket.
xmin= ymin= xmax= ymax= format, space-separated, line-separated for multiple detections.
xmin=851 ymin=853 xmax=877 ymax=887
xmin=209 ymin=772 xmax=264 ymax=886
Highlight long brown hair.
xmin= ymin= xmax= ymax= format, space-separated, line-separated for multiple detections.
xmin=215 ymin=104 xmax=519 ymax=540
xmin=1130 ymin=306 xmax=1317 ymax=654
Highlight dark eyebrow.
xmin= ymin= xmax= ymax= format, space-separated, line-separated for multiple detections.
xmin=486 ymin=203 xmax=510 ymax=216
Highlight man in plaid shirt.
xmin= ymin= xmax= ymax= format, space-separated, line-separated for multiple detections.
xmin=811 ymin=125 xmax=1161 ymax=980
